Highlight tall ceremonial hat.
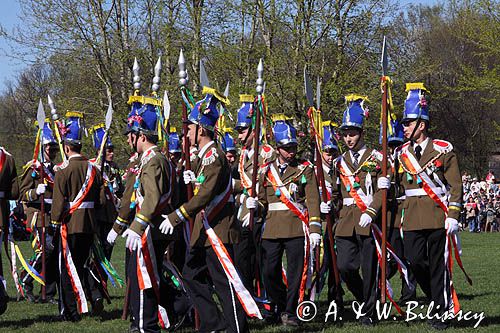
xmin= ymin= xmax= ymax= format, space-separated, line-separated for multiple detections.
xmin=35 ymin=119 xmax=57 ymax=145
xmin=90 ymin=123 xmax=113 ymax=151
xmin=62 ymin=111 xmax=84 ymax=145
xmin=221 ymin=128 xmax=237 ymax=153
xmin=379 ymin=118 xmax=404 ymax=145
xmin=234 ymin=94 xmax=254 ymax=130
xmin=322 ymin=120 xmax=338 ymax=151
xmin=340 ymin=94 xmax=369 ymax=130
xmin=125 ymin=57 xmax=162 ymax=135
xmin=168 ymin=127 xmax=181 ymax=153
xmin=402 ymin=82 xmax=429 ymax=122
xmin=186 ymin=86 xmax=230 ymax=131
xmin=271 ymin=114 xmax=297 ymax=147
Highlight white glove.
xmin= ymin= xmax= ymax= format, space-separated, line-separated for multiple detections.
xmin=241 ymin=213 xmax=250 ymax=228
xmin=246 ymin=196 xmax=258 ymax=210
xmin=159 ymin=214 xmax=175 ymax=235
xmin=122 ymin=229 xmax=142 ymax=252
xmin=320 ymin=202 xmax=331 ymax=214
xmin=36 ymin=184 xmax=47 ymax=195
xmin=377 ymin=176 xmax=391 ymax=190
xmin=445 ymin=217 xmax=459 ymax=235
xmin=107 ymin=229 xmax=118 ymax=245
xmin=183 ymin=170 xmax=196 ymax=185
xmin=359 ymin=213 xmax=373 ymax=228
xmin=310 ymin=233 xmax=321 ymax=249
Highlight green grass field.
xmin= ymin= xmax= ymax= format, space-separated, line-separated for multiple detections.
xmin=0 ymin=232 xmax=498 ymax=332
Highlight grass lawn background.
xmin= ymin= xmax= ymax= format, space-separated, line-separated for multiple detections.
xmin=0 ymin=232 xmax=498 ymax=332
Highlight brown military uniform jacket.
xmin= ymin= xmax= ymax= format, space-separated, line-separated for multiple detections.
xmin=51 ymin=155 xmax=105 ymax=234
xmin=128 ymin=146 xmax=177 ymax=241
xmin=233 ymin=144 xmax=274 ymax=223
xmin=168 ymin=141 xmax=239 ymax=248
xmin=0 ymin=148 xmax=19 ymax=229
xmin=19 ymin=160 xmax=55 ymax=228
xmin=396 ymin=138 xmax=462 ymax=231
xmin=112 ymin=154 xmax=139 ymax=235
xmin=334 ymin=147 xmax=385 ymax=237
xmin=258 ymin=158 xmax=322 ymax=239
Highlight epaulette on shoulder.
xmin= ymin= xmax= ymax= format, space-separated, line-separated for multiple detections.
xmin=432 ymin=139 xmax=453 ymax=154
xmin=371 ymin=150 xmax=384 ymax=162
xmin=300 ymin=159 xmax=313 ymax=168
xmin=202 ymin=147 xmax=219 ymax=166
xmin=259 ymin=144 xmax=274 ymax=161
xmin=54 ymin=160 xmax=69 ymax=172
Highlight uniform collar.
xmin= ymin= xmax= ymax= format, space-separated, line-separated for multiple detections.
xmin=68 ymin=154 xmax=82 ymax=160
xmin=140 ymin=145 xmax=157 ymax=161
xmin=413 ymin=137 xmax=429 ymax=153
xmin=197 ymin=141 xmax=215 ymax=158
xmin=350 ymin=145 xmax=367 ymax=161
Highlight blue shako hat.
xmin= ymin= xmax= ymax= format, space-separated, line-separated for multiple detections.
xmin=63 ymin=111 xmax=84 ymax=144
xmin=186 ymin=87 xmax=230 ymax=131
xmin=379 ymin=118 xmax=404 ymax=145
xmin=340 ymin=94 xmax=369 ymax=130
xmin=35 ymin=119 xmax=57 ymax=145
xmin=168 ymin=127 xmax=181 ymax=153
xmin=402 ymin=83 xmax=429 ymax=122
xmin=235 ymin=94 xmax=254 ymax=130
xmin=271 ymin=114 xmax=297 ymax=147
xmin=125 ymin=57 xmax=162 ymax=135
xmin=126 ymin=96 xmax=161 ymax=135
xmin=322 ymin=121 xmax=338 ymax=151
xmin=222 ymin=128 xmax=236 ymax=153
xmin=90 ymin=123 xmax=113 ymax=151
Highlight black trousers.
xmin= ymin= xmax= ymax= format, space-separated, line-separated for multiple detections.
xmin=233 ymin=222 xmax=263 ymax=295
xmin=322 ymin=232 xmax=344 ymax=305
xmin=128 ymin=240 xmax=173 ymax=333
xmin=59 ymin=233 xmax=101 ymax=318
xmin=262 ymin=237 xmax=305 ymax=318
xmin=183 ymin=245 xmax=248 ymax=333
xmin=22 ymin=227 xmax=58 ymax=298
xmin=336 ymin=234 xmax=378 ymax=317
xmin=387 ymin=226 xmax=416 ymax=302
xmin=403 ymin=229 xmax=449 ymax=314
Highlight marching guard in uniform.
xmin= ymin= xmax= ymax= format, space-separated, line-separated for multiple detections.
xmin=248 ymin=114 xmax=321 ymax=327
xmin=384 ymin=119 xmax=416 ymax=303
xmin=221 ymin=128 xmax=238 ymax=168
xmin=333 ymin=95 xmax=386 ymax=326
xmin=163 ymin=87 xmax=258 ymax=332
xmin=396 ymin=83 xmax=463 ymax=329
xmin=0 ymin=145 xmax=19 ymax=314
xmin=120 ymin=59 xmax=178 ymax=333
xmin=233 ymin=94 xmax=273 ymax=296
xmin=316 ymin=121 xmax=343 ymax=307
xmin=51 ymin=111 xmax=105 ymax=321
xmin=19 ymin=120 xmax=59 ymax=303
xmin=91 ymin=124 xmax=123 ymax=261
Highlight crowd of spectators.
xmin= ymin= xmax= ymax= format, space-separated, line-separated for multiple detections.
xmin=461 ymin=170 xmax=499 ymax=232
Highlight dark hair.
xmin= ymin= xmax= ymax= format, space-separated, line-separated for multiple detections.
xmin=142 ymin=132 xmax=159 ymax=144
xmin=202 ymin=127 xmax=215 ymax=140
xmin=64 ymin=141 xmax=82 ymax=153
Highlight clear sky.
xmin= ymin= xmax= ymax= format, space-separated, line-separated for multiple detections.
xmin=0 ymin=0 xmax=439 ymax=93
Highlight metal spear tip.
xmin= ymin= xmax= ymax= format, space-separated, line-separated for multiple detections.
xmin=105 ymin=102 xmax=113 ymax=130
xmin=163 ymin=90 xmax=171 ymax=121
xmin=47 ymin=94 xmax=55 ymax=109
xmin=381 ymin=36 xmax=388 ymax=76
xmin=224 ymin=81 xmax=230 ymax=98
xmin=257 ymin=58 xmax=263 ymax=78
xmin=133 ymin=57 xmax=140 ymax=73
xmin=178 ymin=49 xmax=185 ymax=69
xmin=199 ymin=59 xmax=210 ymax=88
xmin=37 ymin=99 xmax=45 ymax=130
xmin=154 ymin=56 xmax=162 ymax=77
